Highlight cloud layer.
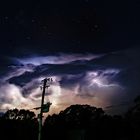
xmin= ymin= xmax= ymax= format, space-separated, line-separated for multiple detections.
xmin=0 ymin=48 xmax=140 ymax=114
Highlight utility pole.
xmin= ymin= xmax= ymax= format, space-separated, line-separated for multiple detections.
xmin=38 ymin=78 xmax=52 ymax=140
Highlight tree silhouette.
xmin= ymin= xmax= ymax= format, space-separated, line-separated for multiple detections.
xmin=125 ymin=96 xmax=140 ymax=140
xmin=44 ymin=104 xmax=104 ymax=129
xmin=43 ymin=105 xmax=105 ymax=140
xmin=3 ymin=109 xmax=36 ymax=120
xmin=0 ymin=104 xmax=138 ymax=140
xmin=0 ymin=109 xmax=38 ymax=140
xmin=43 ymin=104 xmax=134 ymax=140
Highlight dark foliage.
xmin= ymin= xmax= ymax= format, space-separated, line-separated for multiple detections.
xmin=0 ymin=109 xmax=38 ymax=140
xmin=42 ymin=105 xmax=133 ymax=140
xmin=0 ymin=99 xmax=140 ymax=140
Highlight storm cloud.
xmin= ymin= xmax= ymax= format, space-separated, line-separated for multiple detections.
xmin=0 ymin=48 xmax=140 ymax=114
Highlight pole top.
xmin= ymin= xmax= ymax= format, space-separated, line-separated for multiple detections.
xmin=42 ymin=78 xmax=53 ymax=83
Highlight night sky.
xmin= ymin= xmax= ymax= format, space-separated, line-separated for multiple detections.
xmin=0 ymin=0 xmax=140 ymax=114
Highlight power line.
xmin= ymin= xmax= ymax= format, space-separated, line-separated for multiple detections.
xmin=104 ymin=100 xmax=133 ymax=110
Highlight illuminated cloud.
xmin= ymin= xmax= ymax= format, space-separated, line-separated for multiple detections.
xmin=0 ymin=83 xmax=33 ymax=110
xmin=0 ymin=48 xmax=140 ymax=114
xmin=0 ymin=63 xmax=35 ymax=83
xmin=15 ymin=53 xmax=103 ymax=65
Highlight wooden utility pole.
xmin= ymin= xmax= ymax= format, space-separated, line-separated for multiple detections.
xmin=38 ymin=78 xmax=52 ymax=140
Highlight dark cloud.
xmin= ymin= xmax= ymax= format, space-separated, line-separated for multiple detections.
xmin=0 ymin=47 xmax=139 ymax=114
xmin=7 ymin=59 xmax=102 ymax=86
xmin=7 ymin=48 xmax=140 ymax=93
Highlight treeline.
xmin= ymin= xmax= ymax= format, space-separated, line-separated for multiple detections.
xmin=1 ymin=96 xmax=140 ymax=140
